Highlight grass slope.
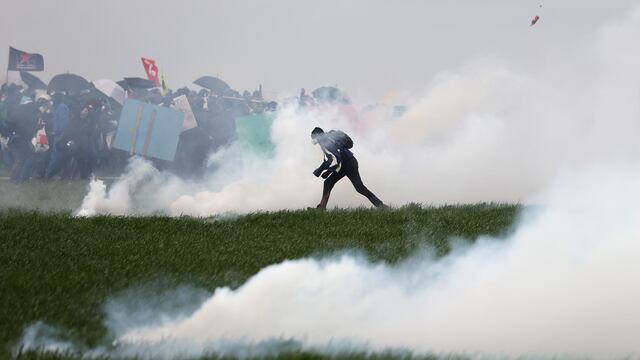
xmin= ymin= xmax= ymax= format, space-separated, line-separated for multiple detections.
xmin=0 ymin=205 xmax=519 ymax=359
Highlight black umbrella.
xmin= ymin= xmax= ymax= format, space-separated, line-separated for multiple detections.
xmin=117 ymin=77 xmax=156 ymax=90
xmin=76 ymin=86 xmax=108 ymax=105
xmin=20 ymin=71 xmax=47 ymax=90
xmin=311 ymin=86 xmax=350 ymax=104
xmin=48 ymin=73 xmax=91 ymax=94
xmin=193 ymin=76 xmax=230 ymax=94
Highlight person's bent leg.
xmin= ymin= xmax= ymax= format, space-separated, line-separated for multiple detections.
xmin=345 ymin=159 xmax=385 ymax=207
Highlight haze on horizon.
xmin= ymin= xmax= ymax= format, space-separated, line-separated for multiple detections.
xmin=0 ymin=0 xmax=635 ymax=100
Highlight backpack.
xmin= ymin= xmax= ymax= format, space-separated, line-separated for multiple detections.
xmin=327 ymin=130 xmax=353 ymax=150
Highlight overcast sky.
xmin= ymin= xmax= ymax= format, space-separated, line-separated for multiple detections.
xmin=0 ymin=0 xmax=635 ymax=99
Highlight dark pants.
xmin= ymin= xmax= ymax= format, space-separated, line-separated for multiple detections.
xmin=71 ymin=144 xmax=95 ymax=180
xmin=319 ymin=156 xmax=384 ymax=208
xmin=1 ymin=144 xmax=13 ymax=170
xmin=8 ymin=135 xmax=33 ymax=182
xmin=45 ymin=138 xmax=69 ymax=179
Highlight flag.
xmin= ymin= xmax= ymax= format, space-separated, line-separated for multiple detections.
xmin=141 ymin=57 xmax=160 ymax=86
xmin=8 ymin=47 xmax=44 ymax=71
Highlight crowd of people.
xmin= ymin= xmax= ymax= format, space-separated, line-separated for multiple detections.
xmin=0 ymin=75 xmax=278 ymax=183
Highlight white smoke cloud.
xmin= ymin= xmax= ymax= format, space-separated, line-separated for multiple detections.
xmin=76 ymin=5 xmax=640 ymax=216
xmin=18 ymin=4 xmax=640 ymax=360
xmin=14 ymin=1 xmax=640 ymax=360
xmin=26 ymin=165 xmax=640 ymax=359
xmin=106 ymin=166 xmax=640 ymax=358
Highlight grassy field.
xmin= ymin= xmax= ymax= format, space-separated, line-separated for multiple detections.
xmin=1 ymin=205 xmax=520 ymax=359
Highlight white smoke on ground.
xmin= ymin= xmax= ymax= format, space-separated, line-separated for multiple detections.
xmin=16 ymin=322 xmax=79 ymax=356
xmin=76 ymin=106 xmax=357 ymax=216
xmin=77 ymin=5 xmax=640 ymax=216
xmin=22 ymin=165 xmax=640 ymax=359
xmin=128 ymin=166 xmax=640 ymax=359
xmin=106 ymin=167 xmax=640 ymax=359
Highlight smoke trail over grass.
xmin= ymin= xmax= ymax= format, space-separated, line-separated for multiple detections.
xmin=24 ymin=166 xmax=640 ymax=359
xmin=99 ymin=167 xmax=640 ymax=358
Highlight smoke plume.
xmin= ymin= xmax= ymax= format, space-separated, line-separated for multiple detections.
xmin=22 ymin=165 xmax=640 ymax=359
xmin=77 ymin=6 xmax=640 ymax=216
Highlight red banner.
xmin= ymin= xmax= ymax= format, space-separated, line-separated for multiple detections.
xmin=141 ymin=57 xmax=160 ymax=86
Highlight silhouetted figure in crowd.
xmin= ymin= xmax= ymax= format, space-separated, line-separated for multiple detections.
xmin=45 ymin=93 xmax=71 ymax=179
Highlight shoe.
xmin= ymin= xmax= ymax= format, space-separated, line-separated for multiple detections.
xmin=307 ymin=205 xmax=326 ymax=211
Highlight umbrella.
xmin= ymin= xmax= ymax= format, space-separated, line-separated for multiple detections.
xmin=20 ymin=72 xmax=47 ymax=90
xmin=92 ymin=79 xmax=126 ymax=105
xmin=48 ymin=73 xmax=91 ymax=94
xmin=117 ymin=77 xmax=156 ymax=90
xmin=193 ymin=76 xmax=230 ymax=94
xmin=311 ymin=86 xmax=350 ymax=104
xmin=76 ymin=88 xmax=110 ymax=105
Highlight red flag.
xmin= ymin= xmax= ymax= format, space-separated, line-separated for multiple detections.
xmin=141 ymin=57 xmax=160 ymax=86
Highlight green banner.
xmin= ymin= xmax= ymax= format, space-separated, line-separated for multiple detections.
xmin=235 ymin=112 xmax=276 ymax=157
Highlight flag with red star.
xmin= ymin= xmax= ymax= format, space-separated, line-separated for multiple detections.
xmin=8 ymin=47 xmax=44 ymax=71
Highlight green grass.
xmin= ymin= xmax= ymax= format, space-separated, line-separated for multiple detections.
xmin=0 ymin=205 xmax=520 ymax=359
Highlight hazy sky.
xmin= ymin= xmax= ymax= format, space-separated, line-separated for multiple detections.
xmin=0 ymin=0 xmax=635 ymax=99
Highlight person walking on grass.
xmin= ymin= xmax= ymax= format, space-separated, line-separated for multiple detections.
xmin=310 ymin=127 xmax=386 ymax=209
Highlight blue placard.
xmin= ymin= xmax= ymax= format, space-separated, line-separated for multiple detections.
xmin=113 ymin=99 xmax=185 ymax=162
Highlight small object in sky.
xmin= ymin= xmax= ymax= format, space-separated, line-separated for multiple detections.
xmin=531 ymin=15 xmax=540 ymax=26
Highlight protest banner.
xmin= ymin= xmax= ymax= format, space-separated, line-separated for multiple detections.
xmin=171 ymin=95 xmax=198 ymax=131
xmin=112 ymin=99 xmax=184 ymax=161
xmin=235 ymin=112 xmax=276 ymax=157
